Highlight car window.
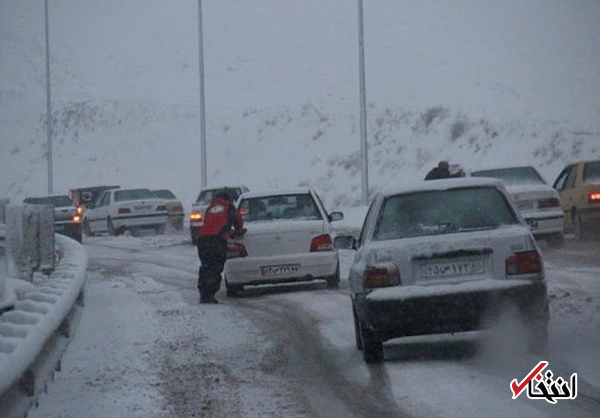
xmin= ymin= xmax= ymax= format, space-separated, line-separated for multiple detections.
xmin=114 ymin=189 xmax=155 ymax=202
xmin=565 ymin=166 xmax=578 ymax=190
xmin=583 ymin=161 xmax=600 ymax=184
xmin=471 ymin=167 xmax=545 ymax=185
xmin=24 ymin=196 xmax=73 ymax=207
xmin=197 ymin=188 xmax=243 ymax=204
xmin=553 ymin=167 xmax=571 ymax=191
xmin=312 ymin=192 xmax=328 ymax=217
xmin=359 ymin=199 xmax=379 ymax=247
xmin=153 ymin=190 xmax=176 ymax=200
xmin=373 ymin=187 xmax=518 ymax=240
xmin=239 ymin=194 xmax=322 ymax=222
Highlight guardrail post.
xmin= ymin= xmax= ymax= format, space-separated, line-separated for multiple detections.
xmin=0 ymin=198 xmax=9 ymax=223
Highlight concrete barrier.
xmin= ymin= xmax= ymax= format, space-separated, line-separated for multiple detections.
xmin=0 ymin=234 xmax=88 ymax=418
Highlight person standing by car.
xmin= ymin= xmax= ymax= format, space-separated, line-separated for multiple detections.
xmin=196 ymin=189 xmax=245 ymax=304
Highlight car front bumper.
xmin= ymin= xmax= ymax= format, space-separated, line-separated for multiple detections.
xmin=225 ymin=251 xmax=339 ymax=286
xmin=355 ymin=279 xmax=548 ymax=342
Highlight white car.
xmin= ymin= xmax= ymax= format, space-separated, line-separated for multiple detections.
xmin=336 ymin=178 xmax=549 ymax=363
xmin=471 ymin=165 xmax=565 ymax=247
xmin=224 ymin=188 xmax=343 ymax=296
xmin=189 ymin=185 xmax=249 ymax=244
xmin=83 ymin=188 xmax=168 ymax=236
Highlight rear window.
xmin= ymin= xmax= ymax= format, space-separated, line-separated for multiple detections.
xmin=24 ymin=195 xmax=73 ymax=207
xmin=114 ymin=189 xmax=155 ymax=202
xmin=471 ymin=167 xmax=545 ymax=186
xmin=583 ymin=161 xmax=600 ymax=184
xmin=153 ymin=189 xmax=177 ymax=200
xmin=373 ymin=187 xmax=518 ymax=240
xmin=238 ymin=194 xmax=322 ymax=222
xmin=196 ymin=188 xmax=243 ymax=204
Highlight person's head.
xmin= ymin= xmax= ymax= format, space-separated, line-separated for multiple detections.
xmin=216 ymin=188 xmax=232 ymax=202
xmin=438 ymin=160 xmax=450 ymax=170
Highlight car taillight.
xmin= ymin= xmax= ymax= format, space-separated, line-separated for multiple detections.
xmin=76 ymin=205 xmax=84 ymax=215
xmin=227 ymin=242 xmax=248 ymax=259
xmin=156 ymin=205 xmax=167 ymax=211
xmin=506 ymin=250 xmax=541 ymax=276
xmin=72 ymin=214 xmax=81 ymax=223
xmin=190 ymin=212 xmax=203 ymax=222
xmin=589 ymin=192 xmax=600 ymax=203
xmin=118 ymin=208 xmax=131 ymax=214
xmin=310 ymin=234 xmax=334 ymax=252
xmin=538 ymin=198 xmax=560 ymax=208
xmin=364 ymin=264 xmax=401 ymax=289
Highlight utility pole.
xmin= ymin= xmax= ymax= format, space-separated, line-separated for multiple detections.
xmin=197 ymin=0 xmax=207 ymax=188
xmin=357 ymin=0 xmax=369 ymax=205
xmin=44 ymin=0 xmax=53 ymax=194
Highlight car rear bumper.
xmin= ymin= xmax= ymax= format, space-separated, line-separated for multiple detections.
xmin=522 ymin=211 xmax=564 ymax=236
xmin=355 ymin=279 xmax=548 ymax=342
xmin=225 ymin=251 xmax=339 ymax=286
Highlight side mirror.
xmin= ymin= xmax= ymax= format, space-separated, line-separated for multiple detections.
xmin=334 ymin=235 xmax=356 ymax=250
xmin=329 ymin=211 xmax=344 ymax=222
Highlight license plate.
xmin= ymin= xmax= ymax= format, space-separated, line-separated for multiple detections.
xmin=421 ymin=260 xmax=484 ymax=278
xmin=260 ymin=264 xmax=300 ymax=276
xmin=135 ymin=205 xmax=151 ymax=211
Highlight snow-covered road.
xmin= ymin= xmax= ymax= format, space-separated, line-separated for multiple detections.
xmin=28 ymin=231 xmax=600 ymax=418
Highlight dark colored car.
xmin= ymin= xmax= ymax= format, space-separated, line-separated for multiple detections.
xmin=23 ymin=195 xmax=83 ymax=243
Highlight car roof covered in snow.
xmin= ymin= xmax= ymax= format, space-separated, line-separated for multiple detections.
xmin=379 ymin=177 xmax=505 ymax=197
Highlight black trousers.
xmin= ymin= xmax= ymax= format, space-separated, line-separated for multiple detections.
xmin=196 ymin=235 xmax=227 ymax=300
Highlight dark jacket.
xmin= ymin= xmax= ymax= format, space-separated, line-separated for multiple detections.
xmin=425 ymin=166 xmax=452 ymax=180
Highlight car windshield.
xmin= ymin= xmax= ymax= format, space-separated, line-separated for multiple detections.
xmin=583 ymin=161 xmax=600 ymax=184
xmin=471 ymin=167 xmax=545 ymax=186
xmin=114 ymin=189 xmax=155 ymax=202
xmin=373 ymin=187 xmax=518 ymax=240
xmin=197 ymin=188 xmax=242 ymax=205
xmin=239 ymin=193 xmax=322 ymax=222
xmin=25 ymin=195 xmax=73 ymax=207
xmin=152 ymin=189 xmax=176 ymax=200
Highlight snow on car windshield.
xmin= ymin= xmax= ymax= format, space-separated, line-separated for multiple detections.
xmin=373 ymin=187 xmax=518 ymax=240
xmin=114 ymin=189 xmax=155 ymax=202
xmin=583 ymin=161 xmax=600 ymax=184
xmin=471 ymin=166 xmax=545 ymax=186
xmin=239 ymin=194 xmax=321 ymax=222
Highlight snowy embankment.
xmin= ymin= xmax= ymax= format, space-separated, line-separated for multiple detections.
xmin=0 ymin=234 xmax=88 ymax=418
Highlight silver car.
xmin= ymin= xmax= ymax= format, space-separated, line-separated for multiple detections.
xmin=336 ymin=178 xmax=549 ymax=363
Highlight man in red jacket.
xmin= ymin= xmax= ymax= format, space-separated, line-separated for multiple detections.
xmin=196 ymin=189 xmax=245 ymax=304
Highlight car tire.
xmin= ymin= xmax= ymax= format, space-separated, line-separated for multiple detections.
xmin=547 ymin=232 xmax=564 ymax=249
xmin=352 ymin=302 xmax=363 ymax=351
xmin=573 ymin=210 xmax=591 ymax=241
xmin=107 ymin=218 xmax=117 ymax=236
xmin=83 ymin=219 xmax=95 ymax=237
xmin=357 ymin=315 xmax=384 ymax=363
xmin=225 ymin=279 xmax=243 ymax=297
xmin=325 ymin=263 xmax=340 ymax=289
xmin=154 ymin=224 xmax=166 ymax=235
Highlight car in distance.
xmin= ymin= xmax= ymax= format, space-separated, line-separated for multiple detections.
xmin=152 ymin=189 xmax=184 ymax=230
xmin=335 ymin=178 xmax=549 ymax=363
xmin=83 ymin=188 xmax=168 ymax=236
xmin=23 ymin=195 xmax=83 ymax=243
xmin=553 ymin=159 xmax=600 ymax=240
xmin=471 ymin=166 xmax=565 ymax=247
xmin=69 ymin=185 xmax=120 ymax=216
xmin=189 ymin=185 xmax=249 ymax=244
xmin=224 ymin=188 xmax=344 ymax=296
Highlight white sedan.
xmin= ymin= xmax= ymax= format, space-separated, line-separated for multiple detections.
xmin=336 ymin=178 xmax=549 ymax=363
xmin=224 ymin=188 xmax=343 ymax=296
xmin=83 ymin=188 xmax=168 ymax=236
xmin=471 ymin=165 xmax=565 ymax=247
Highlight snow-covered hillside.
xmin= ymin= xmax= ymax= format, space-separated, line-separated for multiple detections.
xmin=2 ymin=0 xmax=600 ymax=209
